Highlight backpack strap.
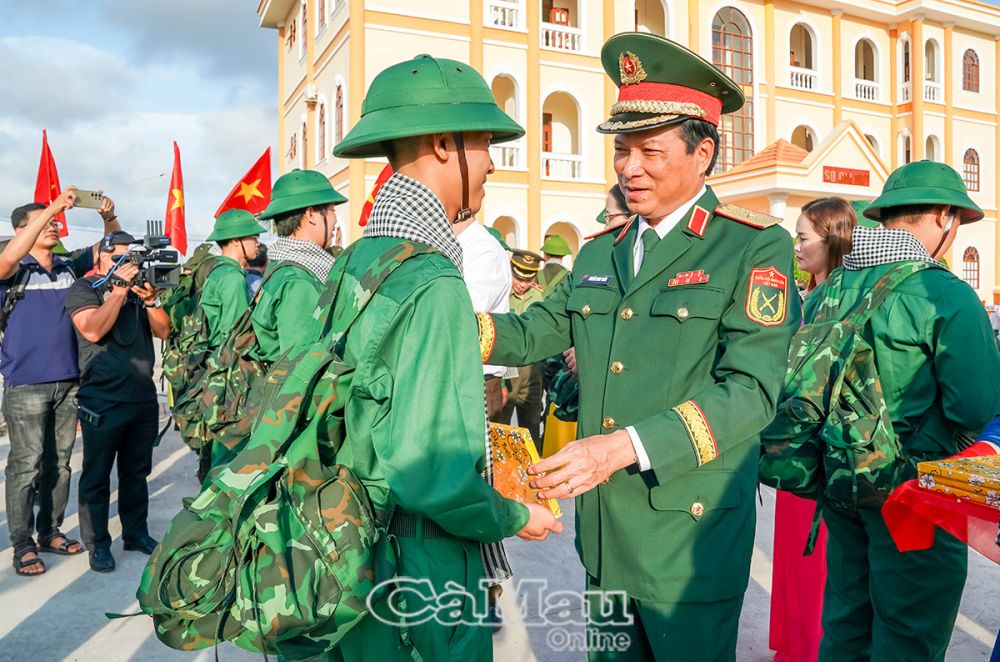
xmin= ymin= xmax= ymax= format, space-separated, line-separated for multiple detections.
xmin=0 ymin=264 xmax=32 ymax=339
xmin=845 ymin=261 xmax=941 ymax=327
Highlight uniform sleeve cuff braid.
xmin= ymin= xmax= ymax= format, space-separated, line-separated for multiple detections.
xmin=476 ymin=312 xmax=496 ymax=364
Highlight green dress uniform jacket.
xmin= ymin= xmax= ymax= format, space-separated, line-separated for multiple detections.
xmin=251 ymin=262 xmax=324 ymax=361
xmin=200 ymin=256 xmax=250 ymax=347
xmin=481 ymin=187 xmax=800 ymax=605
xmin=329 ymin=236 xmax=529 ymax=662
xmin=804 ymin=259 xmax=1000 ymax=662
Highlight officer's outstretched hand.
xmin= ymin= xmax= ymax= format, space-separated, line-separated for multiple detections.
xmin=530 ymin=430 xmax=636 ymax=500
xmin=516 ymin=503 xmax=564 ymax=541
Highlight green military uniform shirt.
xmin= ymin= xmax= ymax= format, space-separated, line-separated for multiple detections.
xmin=510 ymin=284 xmax=545 ymax=315
xmin=480 ymin=187 xmax=800 ymax=603
xmin=200 ymin=255 xmax=250 ymax=347
xmin=538 ymin=262 xmax=570 ymax=298
xmin=251 ymin=262 xmax=324 ymax=362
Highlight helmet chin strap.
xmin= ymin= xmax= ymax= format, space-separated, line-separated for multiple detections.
xmin=452 ymin=132 xmax=474 ymax=224
xmin=930 ymin=211 xmax=956 ymax=259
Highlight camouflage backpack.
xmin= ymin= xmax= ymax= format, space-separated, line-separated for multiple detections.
xmin=161 ymin=244 xmax=219 ymax=450
xmin=183 ymin=260 xmax=306 ymax=463
xmin=133 ymin=241 xmax=434 ymax=659
xmin=760 ymin=261 xmax=941 ymax=548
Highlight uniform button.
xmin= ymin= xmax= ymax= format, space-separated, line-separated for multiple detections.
xmin=677 ymin=307 xmax=689 ymax=319
xmin=582 ymin=304 xmax=592 ymax=316
xmin=690 ymin=502 xmax=705 ymax=517
xmin=620 ymin=307 xmax=634 ymax=320
xmin=610 ymin=361 xmax=623 ymax=374
xmin=602 ymin=416 xmax=616 ymax=429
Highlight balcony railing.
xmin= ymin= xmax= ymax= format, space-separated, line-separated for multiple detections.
xmin=854 ymin=79 xmax=879 ymax=102
xmin=901 ymin=81 xmax=911 ymax=102
xmin=490 ymin=141 xmax=522 ymax=169
xmin=924 ymin=80 xmax=942 ymax=103
xmin=789 ymin=67 xmax=816 ymax=91
xmin=542 ymin=152 xmax=582 ymax=179
xmin=333 ymin=0 xmax=345 ymax=15
xmin=541 ymin=23 xmax=582 ymax=52
xmin=487 ymin=0 xmax=521 ymax=29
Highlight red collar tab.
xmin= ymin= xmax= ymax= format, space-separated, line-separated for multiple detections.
xmin=686 ymin=206 xmax=711 ymax=237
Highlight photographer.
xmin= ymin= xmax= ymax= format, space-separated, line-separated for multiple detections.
xmin=66 ymin=231 xmax=168 ymax=573
xmin=1 ymin=188 xmax=120 ymax=577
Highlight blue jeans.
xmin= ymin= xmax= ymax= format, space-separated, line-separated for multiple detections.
xmin=2 ymin=381 xmax=79 ymax=550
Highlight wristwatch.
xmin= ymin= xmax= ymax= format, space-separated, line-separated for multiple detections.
xmin=145 ymin=297 xmax=162 ymax=309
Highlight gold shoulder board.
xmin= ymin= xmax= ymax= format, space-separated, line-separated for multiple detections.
xmin=714 ymin=204 xmax=782 ymax=229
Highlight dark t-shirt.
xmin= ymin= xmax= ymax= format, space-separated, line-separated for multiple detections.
xmin=64 ymin=276 xmax=156 ymax=403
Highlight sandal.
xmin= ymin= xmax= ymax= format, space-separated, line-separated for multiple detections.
xmin=13 ymin=545 xmax=46 ymax=576
xmin=38 ymin=533 xmax=84 ymax=556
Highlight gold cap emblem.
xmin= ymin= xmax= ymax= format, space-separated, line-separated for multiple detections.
xmin=618 ymin=51 xmax=648 ymax=86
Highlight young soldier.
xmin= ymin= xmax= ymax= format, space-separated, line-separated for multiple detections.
xmin=538 ymin=235 xmax=572 ymax=298
xmin=195 ymin=209 xmax=264 ymax=480
xmin=806 ymin=161 xmax=1000 ymax=661
xmin=479 ymin=33 xmax=800 ymax=660
xmin=252 ymin=169 xmax=347 ymax=361
xmin=328 ymin=55 xmax=562 ymax=660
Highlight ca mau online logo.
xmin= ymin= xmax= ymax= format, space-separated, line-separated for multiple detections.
xmin=366 ymin=578 xmax=634 ymax=652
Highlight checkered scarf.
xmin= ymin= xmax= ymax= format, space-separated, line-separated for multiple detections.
xmin=268 ymin=236 xmax=335 ymax=282
xmin=842 ymin=227 xmax=936 ymax=271
xmin=362 ymin=173 xmax=463 ymax=270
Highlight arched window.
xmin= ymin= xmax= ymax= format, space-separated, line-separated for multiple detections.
xmin=712 ymin=8 xmax=753 ymax=85
xmin=299 ymin=1 xmax=307 ymax=59
xmin=789 ymin=23 xmax=814 ymax=69
xmin=335 ymin=83 xmax=344 ymax=145
xmin=962 ymin=247 xmax=980 ymax=290
xmin=791 ymin=125 xmax=815 ymax=152
xmin=288 ymin=133 xmax=297 ymax=161
xmin=634 ymin=0 xmax=666 ymax=36
xmin=963 ymin=149 xmax=980 ymax=192
xmin=963 ymin=50 xmax=980 ymax=93
xmin=854 ymin=39 xmax=876 ymax=81
xmin=924 ymin=40 xmax=940 ymax=82
xmin=865 ymin=134 xmax=879 ymax=153
xmin=317 ymin=101 xmax=326 ymax=160
xmin=903 ymin=134 xmax=912 ymax=164
xmin=902 ymin=37 xmax=911 ymax=83
xmin=925 ymin=135 xmax=939 ymax=162
xmin=285 ymin=19 xmax=296 ymax=50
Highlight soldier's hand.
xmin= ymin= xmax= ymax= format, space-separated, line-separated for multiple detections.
xmin=563 ymin=347 xmax=577 ymax=374
xmin=516 ymin=503 xmax=563 ymax=541
xmin=529 ymin=429 xmax=636 ymax=499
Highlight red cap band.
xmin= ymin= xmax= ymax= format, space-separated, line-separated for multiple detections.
xmin=617 ymin=82 xmax=722 ymax=126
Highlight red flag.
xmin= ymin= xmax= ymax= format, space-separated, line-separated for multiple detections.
xmin=165 ymin=142 xmax=187 ymax=255
xmin=359 ymin=164 xmax=394 ymax=227
xmin=215 ymin=148 xmax=272 ymax=217
xmin=34 ymin=130 xmax=68 ymax=237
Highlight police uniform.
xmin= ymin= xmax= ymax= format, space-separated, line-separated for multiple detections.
xmin=479 ymin=33 xmax=800 ymax=660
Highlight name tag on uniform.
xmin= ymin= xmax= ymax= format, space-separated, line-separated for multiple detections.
xmin=581 ymin=274 xmax=613 ymax=286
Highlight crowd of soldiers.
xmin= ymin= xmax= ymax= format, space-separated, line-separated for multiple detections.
xmin=7 ymin=30 xmax=1000 ymax=662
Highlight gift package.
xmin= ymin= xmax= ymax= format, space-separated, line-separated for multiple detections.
xmin=489 ymin=423 xmax=562 ymax=518
xmin=916 ymin=455 xmax=1000 ymax=510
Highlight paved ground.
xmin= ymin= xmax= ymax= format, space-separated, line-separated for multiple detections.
xmin=0 ymin=404 xmax=996 ymax=661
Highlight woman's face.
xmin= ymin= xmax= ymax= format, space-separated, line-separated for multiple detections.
xmin=795 ymin=213 xmax=828 ymax=278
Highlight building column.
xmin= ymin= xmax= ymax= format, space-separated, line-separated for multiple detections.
xmin=688 ymin=0 xmax=700 ymax=55
xmin=277 ymin=26 xmax=286 ymax=176
xmin=470 ymin=0 xmax=484 ymax=72
xmin=768 ymin=193 xmax=788 ymax=223
xmin=911 ymin=16 xmax=924 ymax=161
xmin=347 ymin=0 xmax=366 ymax=241
xmin=604 ymin=0 xmax=617 ymax=188
xmin=944 ymin=23 xmax=954 ymax=165
xmin=831 ymin=9 xmax=843 ymax=126
xmin=765 ymin=0 xmax=776 ymax=144
xmin=527 ymin=0 xmax=542 ymax=250
xmin=889 ymin=25 xmax=898 ymax=170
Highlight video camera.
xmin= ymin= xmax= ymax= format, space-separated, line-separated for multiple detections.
xmin=110 ymin=221 xmax=181 ymax=289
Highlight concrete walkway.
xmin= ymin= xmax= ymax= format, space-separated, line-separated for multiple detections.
xmin=0 ymin=412 xmax=996 ymax=661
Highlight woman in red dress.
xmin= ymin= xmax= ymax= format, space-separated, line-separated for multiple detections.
xmin=769 ymin=197 xmax=858 ymax=662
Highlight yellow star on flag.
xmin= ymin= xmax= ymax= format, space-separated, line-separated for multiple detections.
xmin=238 ymin=178 xmax=264 ymax=204
xmin=170 ymin=188 xmax=184 ymax=210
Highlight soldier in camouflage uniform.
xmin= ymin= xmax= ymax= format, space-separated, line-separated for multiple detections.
xmin=326 ymin=54 xmax=562 ymax=661
xmin=804 ymin=161 xmax=1000 ymax=661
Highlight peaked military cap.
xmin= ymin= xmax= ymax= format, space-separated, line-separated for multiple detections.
xmin=510 ymin=249 xmax=543 ymax=279
xmin=598 ymin=32 xmax=744 ymax=134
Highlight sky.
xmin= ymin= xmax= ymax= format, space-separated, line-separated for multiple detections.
xmin=0 ymin=0 xmax=277 ymax=250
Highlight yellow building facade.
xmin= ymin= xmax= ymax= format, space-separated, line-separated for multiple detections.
xmin=257 ymin=0 xmax=1000 ymax=302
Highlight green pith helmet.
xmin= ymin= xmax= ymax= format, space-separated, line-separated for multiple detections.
xmin=598 ymin=32 xmax=744 ymax=134
xmin=865 ymin=160 xmax=984 ymax=224
xmin=258 ymin=169 xmax=347 ymax=220
xmin=206 ymin=209 xmax=266 ymax=242
xmin=540 ymin=234 xmax=572 ymax=257
xmin=333 ymin=55 xmax=525 ymax=159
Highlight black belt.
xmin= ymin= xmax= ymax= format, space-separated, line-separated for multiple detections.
xmin=376 ymin=509 xmax=450 ymax=539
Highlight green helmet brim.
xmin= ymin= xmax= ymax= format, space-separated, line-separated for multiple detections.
xmin=333 ymin=103 xmax=525 ymax=159
xmin=864 ymin=186 xmax=984 ymax=224
xmin=258 ymin=189 xmax=347 ymax=220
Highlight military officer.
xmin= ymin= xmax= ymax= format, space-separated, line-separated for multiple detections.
xmin=805 ymin=162 xmax=1000 ymax=661
xmin=479 ymin=33 xmax=800 ymax=660
xmin=538 ymin=235 xmax=572 ymax=297
xmin=496 ymin=249 xmax=546 ymax=444
xmin=329 ymin=54 xmax=562 ymax=661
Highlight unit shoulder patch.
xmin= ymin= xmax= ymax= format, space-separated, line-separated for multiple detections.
xmin=745 ymin=266 xmax=788 ymax=327
xmin=714 ymin=204 xmax=783 ymax=229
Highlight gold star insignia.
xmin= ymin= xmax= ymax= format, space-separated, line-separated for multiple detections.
xmin=238 ymin=178 xmax=264 ymax=204
xmin=170 ymin=188 xmax=184 ymax=211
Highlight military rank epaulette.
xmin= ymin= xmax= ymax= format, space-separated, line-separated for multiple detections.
xmin=714 ymin=204 xmax=783 ymax=229
xmin=584 ymin=215 xmax=638 ymax=242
